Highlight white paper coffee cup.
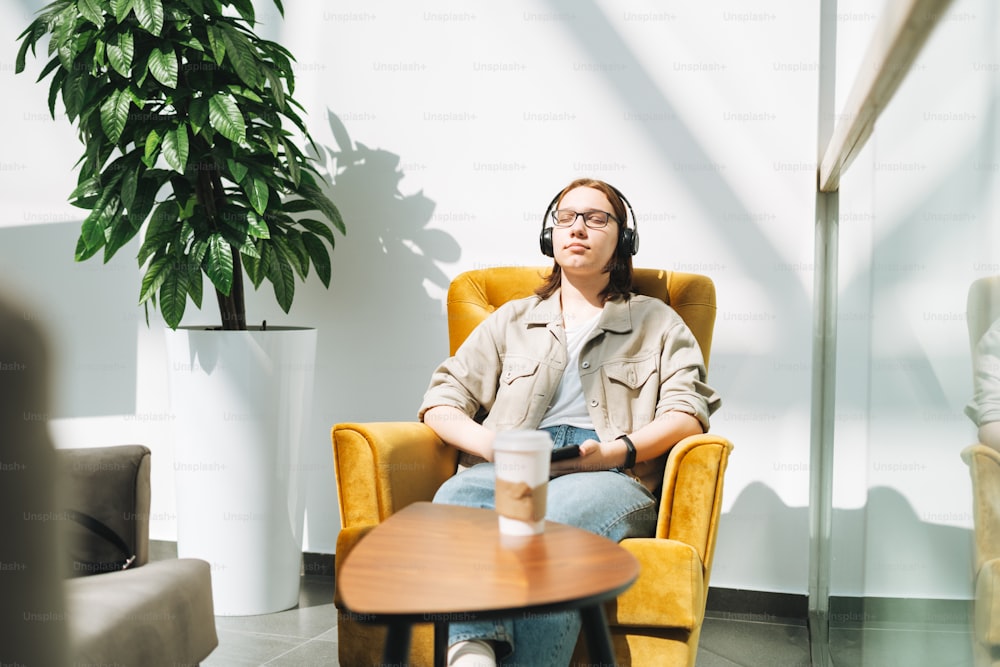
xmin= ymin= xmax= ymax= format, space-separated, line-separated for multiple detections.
xmin=493 ymin=430 xmax=553 ymax=535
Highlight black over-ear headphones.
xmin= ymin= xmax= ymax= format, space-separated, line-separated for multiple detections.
xmin=539 ymin=183 xmax=639 ymax=257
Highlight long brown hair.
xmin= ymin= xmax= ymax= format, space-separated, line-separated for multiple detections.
xmin=535 ymin=178 xmax=634 ymax=302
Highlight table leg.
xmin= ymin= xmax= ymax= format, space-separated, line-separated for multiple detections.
xmin=433 ymin=621 xmax=449 ymax=667
xmin=383 ymin=621 xmax=412 ymax=666
xmin=580 ymin=604 xmax=616 ymax=665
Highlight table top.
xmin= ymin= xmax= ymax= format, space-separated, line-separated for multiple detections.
xmin=338 ymin=502 xmax=639 ymax=620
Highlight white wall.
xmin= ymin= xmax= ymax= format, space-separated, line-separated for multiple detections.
xmin=1 ymin=0 xmax=823 ymax=594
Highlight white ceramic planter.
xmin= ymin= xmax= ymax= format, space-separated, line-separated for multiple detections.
xmin=165 ymin=327 xmax=317 ymax=616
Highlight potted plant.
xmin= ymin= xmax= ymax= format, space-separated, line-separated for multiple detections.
xmin=16 ymin=0 xmax=344 ymax=615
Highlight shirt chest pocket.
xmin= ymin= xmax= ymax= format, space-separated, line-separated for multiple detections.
xmin=501 ymin=358 xmax=540 ymax=385
xmin=603 ymin=356 xmax=657 ymax=391
xmin=493 ymin=357 xmax=542 ymax=427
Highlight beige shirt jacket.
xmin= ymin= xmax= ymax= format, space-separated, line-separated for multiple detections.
xmin=418 ymin=289 xmax=722 ymax=493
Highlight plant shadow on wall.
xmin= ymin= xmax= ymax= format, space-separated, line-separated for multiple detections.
xmin=311 ymin=111 xmax=461 ymax=420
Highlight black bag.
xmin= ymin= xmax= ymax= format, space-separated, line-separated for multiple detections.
xmin=65 ymin=509 xmax=136 ymax=575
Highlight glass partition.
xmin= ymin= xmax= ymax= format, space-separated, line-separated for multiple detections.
xmin=823 ymin=0 xmax=998 ymax=664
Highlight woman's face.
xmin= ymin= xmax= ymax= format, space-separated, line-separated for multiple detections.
xmin=552 ymin=186 xmax=620 ymax=276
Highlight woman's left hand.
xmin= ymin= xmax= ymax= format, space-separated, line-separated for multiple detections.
xmin=549 ymin=438 xmax=627 ymax=476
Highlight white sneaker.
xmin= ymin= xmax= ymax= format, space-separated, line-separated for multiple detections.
xmin=447 ymin=639 xmax=496 ymax=666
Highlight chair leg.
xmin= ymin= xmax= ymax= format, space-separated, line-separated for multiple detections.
xmin=383 ymin=621 xmax=412 ymax=665
xmin=580 ymin=604 xmax=616 ymax=665
xmin=434 ymin=621 xmax=449 ymax=667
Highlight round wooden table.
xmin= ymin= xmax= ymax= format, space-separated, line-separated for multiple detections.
xmin=338 ymin=501 xmax=639 ymax=666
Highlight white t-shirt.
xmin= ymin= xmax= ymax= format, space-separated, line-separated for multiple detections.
xmin=538 ymin=312 xmax=601 ymax=430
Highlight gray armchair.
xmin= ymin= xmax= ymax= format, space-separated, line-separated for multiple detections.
xmin=59 ymin=444 xmax=219 ymax=666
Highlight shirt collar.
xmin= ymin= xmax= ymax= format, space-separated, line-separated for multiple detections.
xmin=525 ymin=289 xmax=633 ymax=333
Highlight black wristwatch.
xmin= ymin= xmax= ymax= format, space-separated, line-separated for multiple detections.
xmin=617 ymin=434 xmax=637 ymax=469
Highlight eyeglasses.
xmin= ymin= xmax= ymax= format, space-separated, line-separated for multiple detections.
xmin=550 ymin=209 xmax=617 ymax=229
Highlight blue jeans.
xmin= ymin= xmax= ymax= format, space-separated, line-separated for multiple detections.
xmin=432 ymin=426 xmax=658 ymax=666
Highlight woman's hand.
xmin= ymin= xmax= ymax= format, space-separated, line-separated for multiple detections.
xmin=549 ymin=438 xmax=628 ymax=476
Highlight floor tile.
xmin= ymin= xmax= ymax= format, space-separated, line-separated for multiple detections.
xmin=697 ymin=615 xmax=811 ymax=667
xmin=262 ymin=638 xmax=340 ymax=666
xmin=202 ymin=628 xmax=308 ymax=666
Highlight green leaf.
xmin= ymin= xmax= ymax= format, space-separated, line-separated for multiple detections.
xmin=69 ymin=176 xmax=101 ymax=205
xmin=159 ymin=270 xmax=188 ymax=329
xmin=148 ymin=46 xmax=178 ymax=88
xmin=138 ymin=201 xmax=179 ymax=265
xmin=280 ymin=136 xmax=300 ymax=186
xmin=99 ymin=88 xmax=130 ymax=144
xmin=143 ymin=129 xmax=162 ymax=165
xmin=104 ymin=214 xmax=140 ymax=262
xmin=219 ymin=23 xmax=261 ymax=89
xmin=188 ymin=96 xmax=208 ymax=136
xmin=127 ymin=173 xmax=158 ymax=226
xmin=186 ymin=260 xmax=203 ymax=309
xmin=107 ymin=30 xmax=134 ymax=77
xmin=226 ymin=158 xmax=248 ymax=184
xmin=243 ymin=175 xmax=268 ymax=215
xmin=208 ymin=93 xmax=246 ymax=144
xmin=246 ymin=210 xmax=269 ymax=238
xmin=140 ymin=255 xmax=170 ymax=303
xmin=111 ymin=0 xmax=135 ymax=23
xmin=262 ymin=65 xmax=285 ymax=111
xmin=243 ymin=243 xmax=264 ymax=288
xmin=79 ymin=0 xmax=106 ymax=28
xmin=205 ymin=233 xmax=234 ymax=296
xmin=205 ymin=24 xmax=226 ymax=65
xmin=15 ymin=18 xmax=44 ymax=75
xmin=62 ymin=68 xmax=87 ymax=122
xmin=276 ymin=231 xmax=308 ymax=280
xmin=80 ymin=205 xmax=111 ymax=255
xmin=121 ymin=165 xmax=138 ymax=209
xmin=163 ymin=124 xmax=189 ymax=173
xmin=264 ymin=242 xmax=295 ymax=312
xmin=297 ymin=183 xmax=345 ymax=235
xmin=75 ymin=233 xmax=101 ymax=262
xmin=230 ymin=0 xmax=255 ymax=24
xmin=302 ymin=232 xmax=331 ymax=287
xmin=134 ymin=0 xmax=164 ymax=35
xmin=296 ymin=217 xmax=337 ymax=245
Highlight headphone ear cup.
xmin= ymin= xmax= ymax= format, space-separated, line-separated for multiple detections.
xmin=620 ymin=228 xmax=639 ymax=256
xmin=540 ymin=226 xmax=554 ymax=257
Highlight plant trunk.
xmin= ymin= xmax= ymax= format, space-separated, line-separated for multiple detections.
xmin=198 ymin=153 xmax=247 ymax=330
xmin=216 ymin=249 xmax=246 ymax=330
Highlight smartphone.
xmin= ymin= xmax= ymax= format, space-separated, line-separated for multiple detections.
xmin=550 ymin=444 xmax=581 ymax=462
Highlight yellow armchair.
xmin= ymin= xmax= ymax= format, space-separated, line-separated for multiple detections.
xmin=332 ymin=267 xmax=733 ymax=667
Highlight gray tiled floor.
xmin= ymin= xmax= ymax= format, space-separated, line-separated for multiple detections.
xmin=150 ymin=543 xmax=970 ymax=666
xmin=197 ymin=575 xmax=814 ymax=666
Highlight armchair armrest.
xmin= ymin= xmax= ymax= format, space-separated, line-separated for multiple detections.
xmin=963 ymin=444 xmax=1000 ymax=571
xmin=332 ymin=422 xmax=459 ymax=528
xmin=656 ymin=433 xmax=733 ymax=570
xmin=56 ymin=445 xmax=151 ymax=577
xmin=608 ymin=537 xmax=704 ymax=629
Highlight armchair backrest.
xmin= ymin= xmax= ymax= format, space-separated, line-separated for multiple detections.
xmin=446 ymin=267 xmax=717 ymax=369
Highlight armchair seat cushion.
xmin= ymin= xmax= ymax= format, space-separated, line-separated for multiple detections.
xmin=65 ymin=558 xmax=217 ymax=667
xmin=609 ymin=538 xmax=704 ymax=630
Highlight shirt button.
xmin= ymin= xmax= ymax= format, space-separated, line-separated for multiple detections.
xmin=581 ymin=361 xmax=590 ymax=369
xmin=590 ymin=399 xmax=599 ymax=407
